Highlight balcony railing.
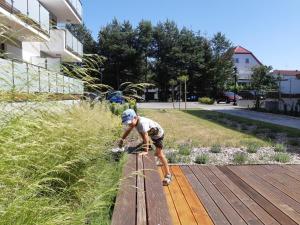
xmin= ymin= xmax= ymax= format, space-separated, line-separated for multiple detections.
xmin=67 ymin=0 xmax=82 ymax=20
xmin=0 ymin=57 xmax=83 ymax=94
xmin=65 ymin=29 xmax=83 ymax=57
xmin=4 ymin=0 xmax=50 ymax=35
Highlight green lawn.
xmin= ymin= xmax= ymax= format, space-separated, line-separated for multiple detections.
xmin=140 ymin=109 xmax=300 ymax=150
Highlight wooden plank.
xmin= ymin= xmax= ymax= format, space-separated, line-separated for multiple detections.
xmin=264 ymin=165 xmax=300 ymax=183
xmin=136 ymin=155 xmax=147 ymax=225
xmin=143 ymin=153 xmax=173 ymax=225
xmin=167 ymin=166 xmax=197 ymax=225
xmin=210 ymin=166 xmax=280 ymax=225
xmin=262 ymin=165 xmax=300 ymax=191
xmin=181 ymin=166 xmax=230 ymax=225
xmin=248 ymin=166 xmax=300 ymax=203
xmin=191 ymin=165 xmax=247 ymax=225
xmin=159 ymin=167 xmax=181 ymax=225
xmin=229 ymin=166 xmax=300 ymax=222
xmin=219 ymin=166 xmax=298 ymax=225
xmin=172 ymin=166 xmax=214 ymax=225
xmin=201 ymin=166 xmax=263 ymax=225
xmin=111 ymin=154 xmax=137 ymax=225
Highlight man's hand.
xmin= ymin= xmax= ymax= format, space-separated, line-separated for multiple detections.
xmin=118 ymin=139 xmax=124 ymax=148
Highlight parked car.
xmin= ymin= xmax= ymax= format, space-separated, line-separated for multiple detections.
xmin=238 ymin=90 xmax=265 ymax=100
xmin=217 ymin=91 xmax=242 ymax=104
xmin=107 ymin=91 xmax=125 ymax=104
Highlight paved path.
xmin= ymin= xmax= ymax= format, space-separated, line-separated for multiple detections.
xmin=138 ymin=102 xmax=300 ymax=130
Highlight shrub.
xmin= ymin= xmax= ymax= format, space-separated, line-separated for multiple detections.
xmin=274 ymin=144 xmax=287 ymax=152
xmin=198 ymin=97 xmax=214 ymax=105
xmin=195 ymin=154 xmax=209 ymax=164
xmin=273 ymin=153 xmax=291 ymax=163
xmin=178 ymin=145 xmax=191 ymax=156
xmin=166 ymin=152 xmax=179 ymax=164
xmin=210 ymin=144 xmax=222 ymax=153
xmin=233 ymin=152 xmax=248 ymax=164
xmin=246 ymin=144 xmax=259 ymax=153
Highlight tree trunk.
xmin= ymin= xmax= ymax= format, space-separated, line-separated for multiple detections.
xmin=179 ymin=82 xmax=181 ymax=110
xmin=184 ymin=80 xmax=187 ymax=110
xmin=172 ymin=85 xmax=175 ymax=109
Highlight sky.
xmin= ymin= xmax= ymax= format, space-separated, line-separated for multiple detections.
xmin=83 ymin=0 xmax=300 ymax=70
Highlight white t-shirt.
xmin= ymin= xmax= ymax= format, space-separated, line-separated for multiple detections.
xmin=136 ymin=117 xmax=164 ymax=140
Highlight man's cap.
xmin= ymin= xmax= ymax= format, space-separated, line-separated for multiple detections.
xmin=121 ymin=109 xmax=137 ymax=125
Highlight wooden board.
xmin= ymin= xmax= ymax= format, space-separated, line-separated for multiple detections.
xmin=210 ymin=166 xmax=280 ymax=225
xmin=111 ymin=154 xmax=137 ymax=225
xmin=159 ymin=167 xmax=181 ymax=225
xmin=229 ymin=166 xmax=300 ymax=223
xmin=181 ymin=165 xmax=230 ymax=225
xmin=136 ymin=155 xmax=147 ymax=225
xmin=172 ymin=166 xmax=214 ymax=225
xmin=167 ymin=167 xmax=197 ymax=225
xmin=219 ymin=166 xmax=298 ymax=225
xmin=200 ymin=166 xmax=263 ymax=225
xmin=143 ymin=154 xmax=173 ymax=225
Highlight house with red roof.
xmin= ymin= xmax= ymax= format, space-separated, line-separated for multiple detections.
xmin=233 ymin=46 xmax=262 ymax=84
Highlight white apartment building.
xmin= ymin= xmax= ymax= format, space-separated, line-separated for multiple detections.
xmin=272 ymin=70 xmax=300 ymax=95
xmin=0 ymin=0 xmax=84 ymax=94
xmin=233 ymin=46 xmax=262 ymax=84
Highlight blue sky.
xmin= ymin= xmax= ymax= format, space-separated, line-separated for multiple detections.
xmin=83 ymin=0 xmax=300 ymax=70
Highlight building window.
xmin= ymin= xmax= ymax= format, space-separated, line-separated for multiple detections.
xmin=245 ymin=58 xmax=250 ymax=64
xmin=235 ymin=58 xmax=239 ymax=63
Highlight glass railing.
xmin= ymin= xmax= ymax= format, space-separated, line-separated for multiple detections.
xmin=67 ymin=0 xmax=82 ymax=19
xmin=0 ymin=57 xmax=84 ymax=94
xmin=4 ymin=0 xmax=50 ymax=34
xmin=65 ymin=29 xmax=83 ymax=56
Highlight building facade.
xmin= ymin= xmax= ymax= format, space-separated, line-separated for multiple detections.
xmin=233 ymin=46 xmax=262 ymax=84
xmin=0 ymin=0 xmax=83 ymax=94
xmin=272 ymin=70 xmax=300 ymax=95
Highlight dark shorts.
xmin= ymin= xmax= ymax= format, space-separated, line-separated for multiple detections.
xmin=152 ymin=135 xmax=164 ymax=148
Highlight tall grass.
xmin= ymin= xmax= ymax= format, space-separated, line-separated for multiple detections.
xmin=0 ymin=103 xmax=124 ymax=225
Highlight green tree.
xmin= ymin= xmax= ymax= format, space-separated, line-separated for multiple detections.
xmin=98 ymin=19 xmax=140 ymax=89
xmin=178 ymin=75 xmax=189 ymax=110
xmin=251 ymin=65 xmax=276 ymax=109
xmin=209 ymin=32 xmax=235 ymax=98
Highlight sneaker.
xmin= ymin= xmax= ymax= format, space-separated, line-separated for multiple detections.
xmin=163 ymin=174 xmax=172 ymax=186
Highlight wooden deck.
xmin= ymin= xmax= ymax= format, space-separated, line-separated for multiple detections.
xmin=112 ymin=153 xmax=300 ymax=225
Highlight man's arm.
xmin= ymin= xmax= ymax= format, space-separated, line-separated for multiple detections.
xmin=119 ymin=126 xmax=135 ymax=147
xmin=140 ymin=132 xmax=150 ymax=154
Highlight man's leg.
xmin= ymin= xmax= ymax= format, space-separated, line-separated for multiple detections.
xmin=156 ymin=147 xmax=171 ymax=176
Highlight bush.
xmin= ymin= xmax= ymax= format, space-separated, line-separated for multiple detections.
xmin=198 ymin=97 xmax=214 ymax=105
xmin=195 ymin=154 xmax=209 ymax=164
xmin=178 ymin=145 xmax=191 ymax=156
xmin=246 ymin=144 xmax=259 ymax=153
xmin=109 ymin=101 xmax=137 ymax=116
xmin=274 ymin=144 xmax=287 ymax=152
xmin=210 ymin=144 xmax=222 ymax=153
xmin=233 ymin=152 xmax=248 ymax=164
xmin=288 ymin=139 xmax=299 ymax=146
xmin=273 ymin=153 xmax=291 ymax=163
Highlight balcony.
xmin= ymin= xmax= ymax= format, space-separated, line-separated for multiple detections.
xmin=41 ymin=28 xmax=83 ymax=63
xmin=0 ymin=0 xmax=50 ymax=41
xmin=0 ymin=57 xmax=84 ymax=94
xmin=39 ymin=0 xmax=82 ymax=24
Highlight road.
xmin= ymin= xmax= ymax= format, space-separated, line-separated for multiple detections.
xmin=137 ymin=102 xmax=300 ymax=130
